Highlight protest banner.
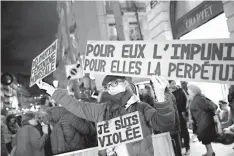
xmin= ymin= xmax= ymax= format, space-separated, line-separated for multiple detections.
xmin=84 ymin=39 xmax=234 ymax=84
xmin=97 ymin=111 xmax=143 ymax=150
xmin=30 ymin=39 xmax=58 ymax=87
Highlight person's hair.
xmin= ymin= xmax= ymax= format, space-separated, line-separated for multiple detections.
xmin=21 ymin=112 xmax=35 ymax=126
xmin=188 ymin=84 xmax=202 ymax=95
xmin=6 ymin=114 xmax=16 ymax=127
xmin=168 ymin=80 xmax=174 ymax=84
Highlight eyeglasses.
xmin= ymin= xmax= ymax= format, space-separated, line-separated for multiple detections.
xmin=104 ymin=79 xmax=124 ymax=90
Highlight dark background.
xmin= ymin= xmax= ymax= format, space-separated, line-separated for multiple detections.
xmin=1 ymin=1 xmax=59 ymax=95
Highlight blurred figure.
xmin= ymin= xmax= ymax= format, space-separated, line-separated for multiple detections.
xmin=1 ymin=115 xmax=15 ymax=154
xmin=6 ymin=114 xmax=19 ymax=134
xmin=218 ymin=100 xmax=232 ymax=128
xmin=228 ymin=85 xmax=234 ymax=125
xmin=14 ymin=112 xmax=48 ymax=156
xmin=140 ymin=85 xmax=155 ymax=107
xmin=188 ymin=84 xmax=217 ymax=156
xmin=48 ymin=107 xmax=97 ymax=155
xmin=169 ymin=80 xmax=190 ymax=155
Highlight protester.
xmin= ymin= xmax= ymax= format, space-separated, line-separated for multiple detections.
xmin=169 ymin=80 xmax=190 ymax=155
xmin=1 ymin=115 xmax=15 ymax=154
xmin=228 ymin=85 xmax=234 ymax=125
xmin=151 ymin=83 xmax=182 ymax=156
xmin=6 ymin=114 xmax=19 ymax=134
xmin=36 ymin=75 xmax=169 ymax=156
xmin=140 ymin=85 xmax=155 ymax=107
xmin=47 ymin=106 xmax=97 ymax=155
xmin=218 ymin=100 xmax=232 ymax=128
xmin=1 ymin=128 xmax=9 ymax=156
xmin=14 ymin=112 xmax=48 ymax=156
xmin=188 ymin=84 xmax=217 ymax=156
xmin=227 ymin=85 xmax=234 ymax=150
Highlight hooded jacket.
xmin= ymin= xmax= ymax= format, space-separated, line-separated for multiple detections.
xmin=52 ymin=88 xmax=171 ymax=156
xmin=48 ymin=107 xmax=96 ymax=154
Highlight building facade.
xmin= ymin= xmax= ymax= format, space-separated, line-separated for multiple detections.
xmin=146 ymin=0 xmax=234 ymax=103
xmin=105 ymin=0 xmax=149 ymax=40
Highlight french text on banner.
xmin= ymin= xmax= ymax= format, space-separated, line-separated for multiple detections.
xmin=29 ymin=39 xmax=58 ymax=87
xmin=84 ymin=39 xmax=234 ymax=84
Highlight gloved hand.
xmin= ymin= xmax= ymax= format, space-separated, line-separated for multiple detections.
xmin=36 ymin=80 xmax=56 ymax=96
xmin=151 ymin=75 xmax=169 ymax=102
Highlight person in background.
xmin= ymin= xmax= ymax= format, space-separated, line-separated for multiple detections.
xmin=188 ymin=84 xmax=217 ymax=156
xmin=36 ymin=75 xmax=169 ymax=156
xmin=6 ymin=114 xmax=19 ymax=135
xmin=227 ymin=85 xmax=234 ymax=150
xmin=47 ymin=106 xmax=97 ymax=155
xmin=14 ymin=112 xmax=48 ymax=156
xmin=218 ymin=100 xmax=232 ymax=129
xmin=228 ymin=85 xmax=234 ymax=125
xmin=169 ymin=80 xmax=190 ymax=155
xmin=1 ymin=115 xmax=14 ymax=154
xmin=140 ymin=85 xmax=155 ymax=107
xmin=0 ymin=92 xmax=12 ymax=156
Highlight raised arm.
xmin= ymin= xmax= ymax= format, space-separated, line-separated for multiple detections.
xmin=52 ymin=89 xmax=106 ymax=122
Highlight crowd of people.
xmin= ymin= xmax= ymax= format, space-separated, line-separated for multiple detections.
xmin=1 ymin=75 xmax=234 ymax=156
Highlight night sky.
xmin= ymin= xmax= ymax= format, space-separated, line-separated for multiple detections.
xmin=1 ymin=1 xmax=59 ymax=95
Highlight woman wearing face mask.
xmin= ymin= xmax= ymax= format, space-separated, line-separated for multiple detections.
xmin=36 ymin=75 xmax=170 ymax=156
xmin=13 ymin=112 xmax=48 ymax=156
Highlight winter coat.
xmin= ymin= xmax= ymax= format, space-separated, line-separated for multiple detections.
xmin=190 ymin=94 xmax=215 ymax=136
xmin=14 ymin=125 xmax=48 ymax=156
xmin=1 ymin=128 xmax=9 ymax=156
xmin=1 ymin=115 xmax=13 ymax=144
xmin=52 ymin=88 xmax=172 ymax=156
xmin=172 ymin=88 xmax=188 ymax=117
xmin=48 ymin=107 xmax=96 ymax=155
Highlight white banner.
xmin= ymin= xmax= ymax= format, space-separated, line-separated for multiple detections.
xmin=97 ymin=111 xmax=143 ymax=150
xmin=84 ymin=39 xmax=234 ymax=84
xmin=30 ymin=39 xmax=58 ymax=87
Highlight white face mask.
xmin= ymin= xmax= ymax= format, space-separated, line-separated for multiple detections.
xmin=107 ymin=85 xmax=126 ymax=95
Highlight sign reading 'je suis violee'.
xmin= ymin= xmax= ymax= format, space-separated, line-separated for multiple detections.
xmin=84 ymin=39 xmax=234 ymax=85
xmin=97 ymin=111 xmax=143 ymax=150
xmin=29 ymin=40 xmax=58 ymax=87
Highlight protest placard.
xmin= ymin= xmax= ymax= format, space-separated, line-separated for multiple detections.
xmin=97 ymin=111 xmax=143 ymax=150
xmin=84 ymin=39 xmax=234 ymax=84
xmin=65 ymin=63 xmax=84 ymax=80
xmin=30 ymin=39 xmax=58 ymax=87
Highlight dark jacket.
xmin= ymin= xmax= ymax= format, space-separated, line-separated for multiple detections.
xmin=190 ymin=94 xmax=215 ymax=135
xmin=52 ymin=88 xmax=172 ymax=156
xmin=14 ymin=125 xmax=48 ymax=156
xmin=48 ymin=107 xmax=96 ymax=155
xmin=172 ymin=88 xmax=187 ymax=117
xmin=1 ymin=128 xmax=8 ymax=156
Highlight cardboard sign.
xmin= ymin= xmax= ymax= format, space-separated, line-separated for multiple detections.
xmin=53 ymin=147 xmax=98 ymax=156
xmin=65 ymin=63 xmax=84 ymax=80
xmin=97 ymin=111 xmax=143 ymax=150
xmin=30 ymin=40 xmax=58 ymax=87
xmin=84 ymin=39 xmax=234 ymax=84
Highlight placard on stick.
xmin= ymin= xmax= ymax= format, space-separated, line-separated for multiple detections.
xmin=97 ymin=111 xmax=143 ymax=150
xmin=29 ymin=39 xmax=58 ymax=87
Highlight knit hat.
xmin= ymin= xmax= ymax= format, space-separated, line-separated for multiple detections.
xmin=102 ymin=75 xmax=126 ymax=87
